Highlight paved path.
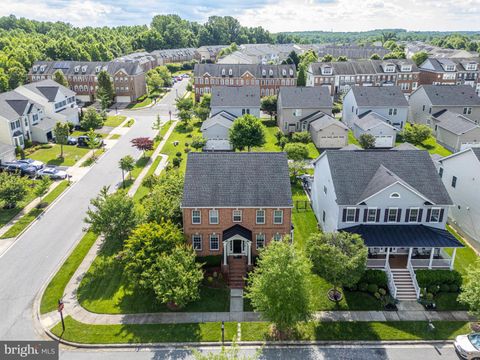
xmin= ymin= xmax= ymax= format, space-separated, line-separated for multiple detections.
xmin=0 ymin=79 xmax=187 ymax=341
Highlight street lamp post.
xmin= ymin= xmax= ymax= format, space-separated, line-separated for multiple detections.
xmin=221 ymin=321 xmax=225 ymax=344
xmin=58 ymin=299 xmax=65 ymax=333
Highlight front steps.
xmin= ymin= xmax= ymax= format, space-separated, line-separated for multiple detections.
xmin=228 ymin=257 xmax=247 ymax=289
xmin=391 ymin=268 xmax=418 ymax=301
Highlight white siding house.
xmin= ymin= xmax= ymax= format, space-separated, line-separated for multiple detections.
xmin=353 ymin=112 xmax=398 ymax=148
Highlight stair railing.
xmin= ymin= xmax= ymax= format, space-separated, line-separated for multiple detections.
xmin=407 ymin=261 xmax=421 ymax=299
xmin=385 ymin=261 xmax=398 ymax=299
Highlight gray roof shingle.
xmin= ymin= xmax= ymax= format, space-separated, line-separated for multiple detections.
xmin=22 ymin=79 xmax=75 ymax=100
xmin=182 ymin=152 xmax=292 ymax=208
xmin=355 ymin=112 xmax=398 ymax=131
xmin=472 ymin=147 xmax=480 ymax=161
xmin=350 ymin=86 xmax=409 ymax=107
xmin=421 ymin=85 xmax=480 ymax=106
xmin=210 ymin=86 xmax=260 ymax=108
xmin=278 ymin=87 xmax=332 ymax=108
xmin=310 ymin=113 xmax=347 ymax=131
xmin=194 ymin=63 xmax=297 ymax=78
xmin=0 ymin=91 xmax=31 ymax=120
xmin=432 ymin=110 xmax=480 ymax=135
xmin=323 ymin=150 xmax=452 ymax=205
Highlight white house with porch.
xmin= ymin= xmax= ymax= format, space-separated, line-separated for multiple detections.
xmin=311 ymin=149 xmax=463 ymax=300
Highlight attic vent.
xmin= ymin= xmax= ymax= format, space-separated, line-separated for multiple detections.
xmin=390 ymin=192 xmax=400 ymax=198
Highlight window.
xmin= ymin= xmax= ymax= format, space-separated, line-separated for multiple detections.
xmin=192 ymin=210 xmax=201 ymax=224
xmin=346 ymin=208 xmax=356 ymax=223
xmin=388 ymin=208 xmax=398 ymax=222
xmin=273 ymin=233 xmax=282 ymax=241
xmin=388 ymin=108 xmax=398 ymax=116
xmin=256 ymin=210 xmax=265 ymax=224
xmin=192 ymin=234 xmax=202 ymax=251
xmin=209 ymin=234 xmax=219 ymax=250
xmin=439 ymin=167 xmax=443 ymax=178
xmin=390 ymin=192 xmax=400 ymax=198
xmin=451 ymin=176 xmax=457 ymax=188
xmin=273 ymin=210 xmax=283 ymax=224
xmin=294 ymin=109 xmax=302 ymax=117
xmin=322 ymin=210 xmax=326 ymax=223
xmin=463 ymin=107 xmax=472 ymax=115
xmin=256 ymin=233 xmax=265 ymax=249
xmin=209 ymin=209 xmax=219 ymax=224
xmin=429 ymin=208 xmax=441 ymax=223
xmin=232 ymin=210 xmax=242 ymax=222
xmin=409 ymin=208 xmax=420 ymax=222
xmin=323 ymin=185 xmax=327 ymax=195
xmin=367 ymin=208 xmax=377 ymax=222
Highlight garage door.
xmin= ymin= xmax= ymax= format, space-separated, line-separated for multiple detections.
xmin=320 ymin=135 xmax=346 ymax=148
xmin=375 ymin=135 xmax=394 ymax=148
xmin=115 ymin=96 xmax=131 ymax=103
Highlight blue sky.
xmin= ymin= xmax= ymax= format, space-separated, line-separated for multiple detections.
xmin=2 ymin=0 xmax=480 ymax=32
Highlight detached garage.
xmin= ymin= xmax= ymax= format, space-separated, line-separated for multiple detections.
xmin=432 ymin=110 xmax=480 ymax=153
xmin=353 ymin=111 xmax=398 ymax=148
xmin=309 ymin=113 xmax=349 ymax=149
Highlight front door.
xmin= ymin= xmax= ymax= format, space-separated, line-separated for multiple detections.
xmin=233 ymin=239 xmax=242 ymax=255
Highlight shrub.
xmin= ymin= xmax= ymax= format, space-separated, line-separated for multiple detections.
xmin=426 ymin=293 xmax=434 ymax=301
xmin=184 ymin=147 xmax=191 ymax=153
xmin=367 ymin=284 xmax=378 ymax=294
xmin=291 ymin=131 xmax=311 ymax=144
xmin=378 ymin=288 xmax=387 ymax=296
xmin=449 ymin=284 xmax=459 ymax=293
xmin=374 ymin=292 xmax=381 ymax=300
xmin=428 ymin=285 xmax=439 ymax=295
xmin=172 ymin=157 xmax=181 ymax=167
xmin=440 ymin=284 xmax=450 ymax=293
xmin=358 ymin=282 xmax=368 ymax=292
xmin=358 ymin=270 xmax=388 ymax=289
xmin=175 ymin=151 xmax=182 ymax=157
xmin=196 ymin=255 xmax=222 ymax=268
xmin=415 ymin=270 xmax=462 ymax=289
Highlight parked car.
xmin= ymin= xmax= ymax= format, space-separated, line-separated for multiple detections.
xmin=182 ymin=74 xmax=189 ymax=78
xmin=67 ymin=136 xmax=78 ymax=145
xmin=36 ymin=166 xmax=68 ymax=180
xmin=16 ymin=158 xmax=44 ymax=170
xmin=455 ymin=333 xmax=480 ymax=359
xmin=0 ymin=162 xmax=37 ymax=177
xmin=77 ymin=135 xmax=104 ymax=148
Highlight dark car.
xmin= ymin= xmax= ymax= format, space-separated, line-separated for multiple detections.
xmin=77 ymin=135 xmax=104 ymax=148
xmin=0 ymin=162 xmax=37 ymax=177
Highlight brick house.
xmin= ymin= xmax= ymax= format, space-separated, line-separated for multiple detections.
xmin=193 ymin=63 xmax=297 ymax=101
xmin=181 ymin=152 xmax=293 ymax=287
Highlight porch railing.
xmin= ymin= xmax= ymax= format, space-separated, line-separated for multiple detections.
xmin=367 ymin=258 xmax=387 ymax=268
xmin=385 ymin=262 xmax=397 ymax=299
xmin=410 ymin=258 xmax=451 ymax=269
xmin=407 ymin=261 xmax=420 ymax=299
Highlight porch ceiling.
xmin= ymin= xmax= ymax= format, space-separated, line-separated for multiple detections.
xmin=342 ymin=225 xmax=464 ymax=248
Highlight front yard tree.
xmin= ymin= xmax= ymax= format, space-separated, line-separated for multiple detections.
xmin=0 ymin=172 xmax=29 ymax=209
xmin=80 ymin=107 xmax=104 ymax=130
xmin=459 ymin=259 xmax=480 ymax=318
xmin=245 ymin=240 xmax=312 ymax=338
xmin=119 ymin=155 xmax=135 ymax=188
xmin=307 ymin=232 xmax=368 ymax=301
xmin=176 ymin=97 xmax=194 ymax=112
xmin=288 ymin=160 xmax=308 ymax=181
xmin=85 ymin=186 xmax=139 ymax=244
xmin=123 ymin=221 xmax=184 ymax=287
xmin=284 ymin=143 xmax=309 ymax=161
xmin=53 ymin=121 xmax=70 ymax=158
xmin=261 ymin=95 xmax=277 ymax=120
xmin=297 ymin=64 xmax=307 ymax=87
xmin=146 ymin=70 xmax=164 ymax=94
xmin=85 ymin=129 xmax=101 ymax=161
xmin=358 ymin=133 xmax=376 ymax=149
xmin=34 ymin=176 xmax=52 ymax=207
xmin=401 ymin=124 xmax=432 ymax=145
xmin=191 ymin=136 xmax=207 ymax=151
xmin=52 ymin=69 xmax=68 ymax=87
xmin=151 ymin=245 xmax=203 ymax=309
xmin=96 ymin=70 xmax=114 ymax=110
xmin=131 ymin=137 xmax=154 ymax=157
xmin=229 ymin=115 xmax=266 ymax=151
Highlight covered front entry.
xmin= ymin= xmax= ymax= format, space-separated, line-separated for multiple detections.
xmin=222 ymin=224 xmax=252 ymax=266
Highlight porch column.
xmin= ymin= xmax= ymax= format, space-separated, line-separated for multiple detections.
xmin=428 ymin=247 xmax=435 ymax=269
xmin=407 ymin=247 xmax=413 ymax=265
xmin=247 ymin=242 xmax=251 ymax=265
xmin=223 ymin=241 xmax=227 ymax=266
xmin=450 ymin=248 xmax=457 ymax=270
xmin=385 ymin=247 xmax=390 ymax=269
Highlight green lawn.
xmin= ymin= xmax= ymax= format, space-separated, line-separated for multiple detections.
xmin=435 ymin=292 xmax=469 ymax=311
xmin=123 ymin=119 xmax=135 ymax=127
xmin=40 ymin=231 xmax=98 ymax=314
xmin=291 ymin=183 xmax=319 ymax=250
xmin=51 ymin=317 xmax=470 ymax=344
xmin=127 ymin=97 xmax=152 ymax=109
xmin=348 ymin=130 xmax=360 ymax=146
xmin=27 ymin=144 xmax=90 ymax=166
xmin=52 ymin=317 xmax=237 ymax=344
xmin=446 ymin=225 xmax=478 ymax=276
xmin=104 ymin=115 xmax=127 ymax=127
xmin=0 ymin=181 xmax=70 ymax=239
xmin=0 ymin=182 xmax=36 ymax=227
xmin=109 ymin=134 xmax=121 ymax=140
xmin=398 ymin=123 xmax=452 ymax=157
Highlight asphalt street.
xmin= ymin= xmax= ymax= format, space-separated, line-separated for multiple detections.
xmin=60 ymin=344 xmax=461 ymax=360
xmin=0 ymin=80 xmax=187 ymax=341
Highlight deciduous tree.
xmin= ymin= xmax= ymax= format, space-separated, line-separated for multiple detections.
xmin=53 ymin=121 xmax=70 ymax=158
xmin=284 ymin=143 xmax=309 ymax=161
xmin=459 ymin=259 xmax=480 ymax=318
xmin=260 ymin=95 xmax=277 ymax=120
xmin=80 ymin=107 xmax=104 ymax=130
xmin=131 ymin=137 xmax=154 ymax=157
xmin=0 ymin=172 xmax=29 ymax=209
xmin=401 ymin=124 xmax=432 ymax=145
xmin=119 ymin=155 xmax=135 ymax=188
xmin=229 ymin=115 xmax=266 ymax=151
xmin=52 ymin=69 xmax=68 ymax=87
xmin=358 ymin=133 xmax=376 ymax=149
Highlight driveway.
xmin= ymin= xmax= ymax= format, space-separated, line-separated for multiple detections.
xmin=0 ymin=79 xmax=187 ymax=340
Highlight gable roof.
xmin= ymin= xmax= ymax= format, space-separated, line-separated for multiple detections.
xmin=420 ymin=85 xmax=480 ymax=106
xmin=210 ymin=86 xmax=260 ymax=108
xmin=310 ymin=113 xmax=348 ymax=131
xmin=182 ymin=152 xmax=292 ymax=208
xmin=278 ymin=86 xmax=332 ymax=108
xmin=432 ymin=109 xmax=480 ymax=135
xmin=349 ymin=86 xmax=408 ymax=107
xmin=439 ymin=146 xmax=480 ymax=163
xmin=320 ymin=150 xmax=452 ymax=205
xmin=0 ymin=91 xmax=32 ymax=120
xmin=200 ymin=111 xmax=237 ymax=131
xmin=394 ymin=142 xmax=419 ymax=150
xmin=21 ymin=79 xmax=75 ymax=100
xmin=354 ymin=112 xmax=399 ymax=131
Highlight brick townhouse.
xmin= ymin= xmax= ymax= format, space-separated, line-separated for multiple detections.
xmin=193 ymin=63 xmax=297 ymax=101
xmin=181 ymin=152 xmax=293 ymax=288
xmin=28 ymin=60 xmax=147 ymax=103
xmin=307 ymin=59 xmax=420 ymax=97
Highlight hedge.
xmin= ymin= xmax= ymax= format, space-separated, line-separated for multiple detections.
xmin=415 ymin=270 xmax=462 ymax=290
xmin=196 ymin=255 xmax=222 ymax=268
xmin=359 ymin=269 xmax=388 ymax=289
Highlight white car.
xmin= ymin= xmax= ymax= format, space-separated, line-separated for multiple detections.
xmin=37 ymin=166 xmax=68 ymax=180
xmin=454 ymin=333 xmax=480 ymax=359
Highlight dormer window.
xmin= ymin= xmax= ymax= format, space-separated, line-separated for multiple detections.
xmin=282 ymin=69 xmax=287 ymax=77
xmin=466 ymin=63 xmax=478 ymax=71
xmin=384 ymin=64 xmax=395 ymax=73
xmin=401 ymin=65 xmax=412 ymax=72
xmin=39 ymin=65 xmax=46 ymax=73
xmin=228 ymin=68 xmax=233 ymax=76
xmin=95 ymin=66 xmax=101 ymax=73
xmin=33 ymin=65 xmax=38 ymax=72
xmin=322 ymin=66 xmax=332 ymax=75
xmin=74 ymin=66 xmax=80 ymax=73
xmin=289 ymin=69 xmax=294 ymax=77
xmin=221 ymin=68 xmax=226 ymax=76
xmin=269 ymin=69 xmax=274 ymax=77
xmin=81 ymin=65 xmax=87 ymax=73
xmin=445 ymin=65 xmax=456 ymax=71
xmin=262 ymin=69 xmax=267 ymax=77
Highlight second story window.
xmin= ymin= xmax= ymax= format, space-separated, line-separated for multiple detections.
xmin=464 ymin=107 xmax=472 ymax=115
xmin=451 ymin=176 xmax=457 ymax=188
xmin=408 ymin=208 xmax=420 ymax=222
xmin=256 ymin=210 xmax=265 ymax=224
xmin=439 ymin=167 xmax=444 ymax=178
xmin=387 ymin=208 xmax=398 ymax=222
xmin=232 ymin=210 xmax=242 ymax=222
xmin=192 ymin=210 xmax=201 ymax=224
xmin=429 ymin=208 xmax=441 ymax=223
xmin=209 ymin=209 xmax=219 ymax=224
xmin=388 ymin=108 xmax=398 ymax=116
xmin=273 ymin=233 xmax=282 ymax=241
xmin=273 ymin=210 xmax=283 ymax=224
xmin=367 ymin=208 xmax=377 ymax=222
xmin=346 ymin=208 xmax=356 ymax=223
